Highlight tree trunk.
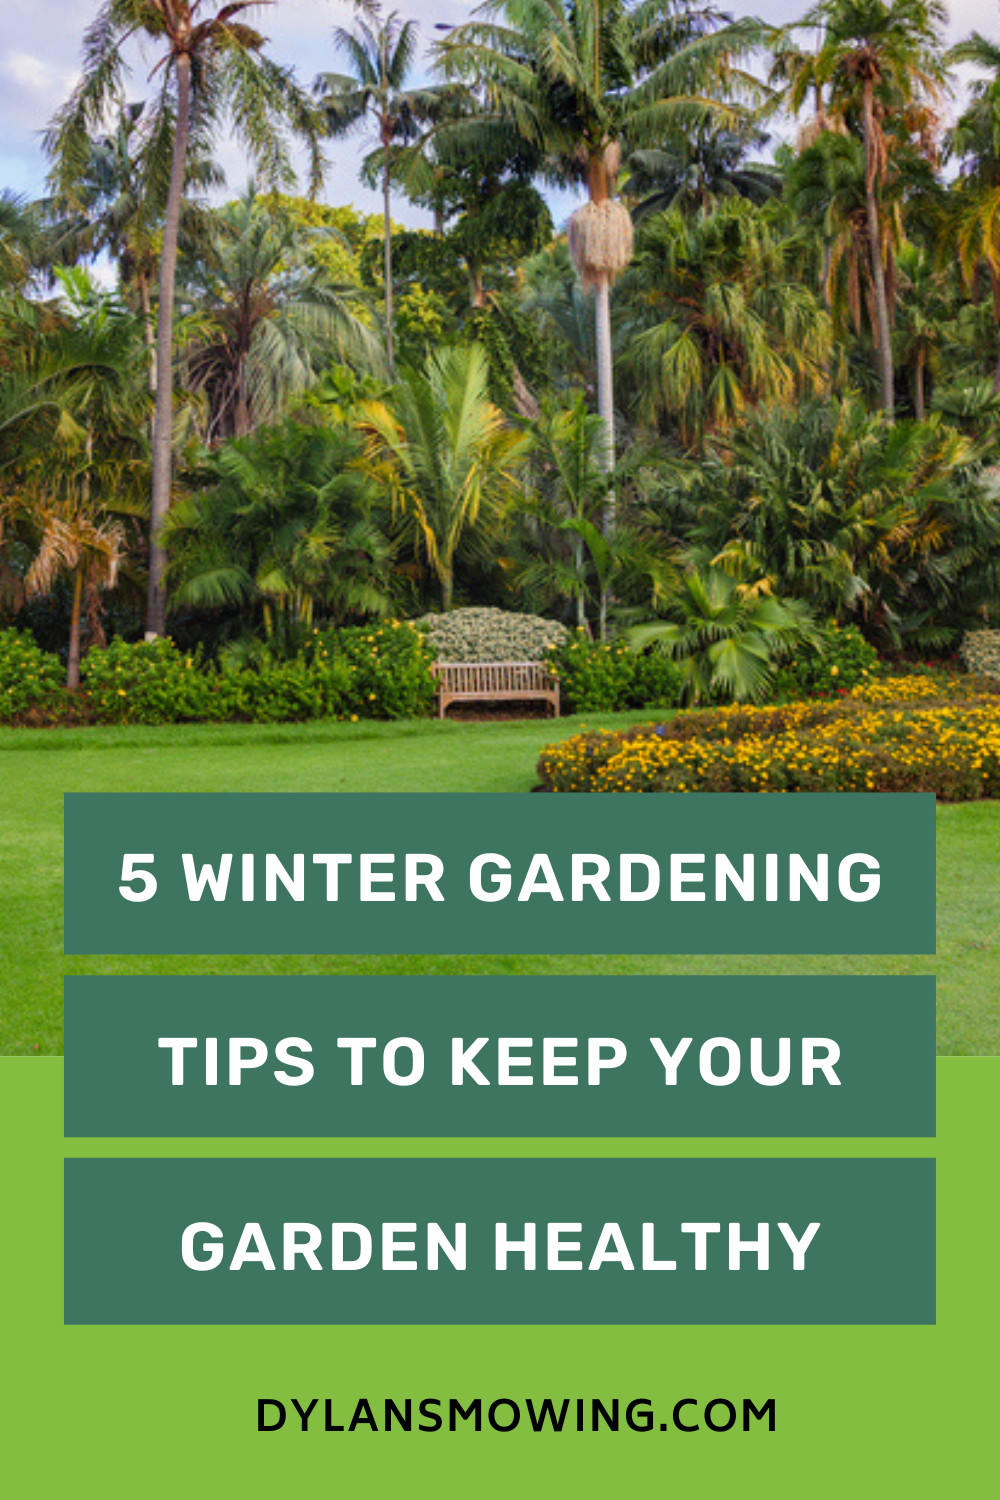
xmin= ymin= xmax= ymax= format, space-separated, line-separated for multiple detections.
xmin=594 ymin=269 xmax=615 ymax=631
xmin=383 ymin=140 xmax=395 ymax=381
xmin=441 ymin=567 xmax=452 ymax=612
xmin=146 ymin=50 xmax=192 ymax=638
xmin=862 ymin=84 xmax=894 ymax=418
xmin=137 ymin=273 xmax=156 ymax=396
xmin=594 ymin=272 xmax=615 ymax=498
xmin=67 ymin=569 xmax=83 ymax=692
xmin=914 ymin=347 xmax=926 ymax=420
xmin=573 ymin=535 xmax=586 ymax=630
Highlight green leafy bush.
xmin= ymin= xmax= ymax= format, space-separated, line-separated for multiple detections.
xmin=549 ymin=632 xmax=684 ymax=712
xmin=0 ymin=628 xmax=66 ymax=722
xmin=962 ymin=629 xmax=1000 ymax=683
xmin=219 ymin=654 xmax=352 ymax=723
xmin=630 ymin=650 xmax=686 ymax=710
xmin=414 ymin=607 xmax=569 ymax=663
xmin=81 ymin=639 xmax=222 ymax=724
xmin=83 ymin=638 xmax=361 ymax=725
xmin=314 ymin=621 xmax=436 ymax=719
xmin=772 ymin=623 xmax=880 ymax=699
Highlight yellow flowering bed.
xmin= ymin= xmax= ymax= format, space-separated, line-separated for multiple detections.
xmin=537 ymin=676 xmax=1000 ymax=800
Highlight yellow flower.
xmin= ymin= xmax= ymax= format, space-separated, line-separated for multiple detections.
xmin=117 ymin=689 xmax=126 ymax=697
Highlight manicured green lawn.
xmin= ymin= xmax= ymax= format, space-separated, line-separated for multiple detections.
xmin=1 ymin=712 xmax=996 ymax=1055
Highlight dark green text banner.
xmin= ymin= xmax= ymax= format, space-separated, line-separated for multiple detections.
xmin=63 ymin=1157 xmax=934 ymax=1325
xmin=63 ymin=975 xmax=935 ymax=1138
xmin=63 ymin=792 xmax=935 ymax=955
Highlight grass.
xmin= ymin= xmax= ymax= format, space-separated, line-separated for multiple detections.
xmin=1 ymin=711 xmax=997 ymax=1057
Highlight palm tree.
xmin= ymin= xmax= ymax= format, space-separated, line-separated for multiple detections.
xmin=177 ymin=187 xmax=379 ymax=443
xmin=629 ymin=567 xmax=821 ymax=704
xmin=44 ymin=101 xmax=224 ymax=394
xmin=47 ymin=1 xmax=325 ymax=639
xmin=658 ymin=397 xmax=992 ymax=645
xmin=316 ymin=2 xmax=437 ymax=379
xmin=0 ymin=193 xmax=44 ymax=292
xmin=18 ymin=503 xmax=126 ymax=691
xmin=165 ymin=413 xmax=398 ymax=637
xmin=626 ymin=125 xmax=782 ymax=220
xmin=354 ymin=343 xmax=531 ymax=610
xmin=621 ymin=198 xmax=833 ymax=446
xmin=513 ymin=392 xmax=673 ymax=636
xmin=0 ymin=273 xmax=148 ymax=686
xmin=440 ymin=0 xmax=763 ymax=515
xmin=796 ymin=0 xmax=949 ymax=415
xmin=894 ymin=242 xmax=952 ymax=418
xmin=946 ymin=32 xmax=1000 ymax=392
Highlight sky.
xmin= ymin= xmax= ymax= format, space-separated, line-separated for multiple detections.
xmin=0 ymin=0 xmax=993 ymax=227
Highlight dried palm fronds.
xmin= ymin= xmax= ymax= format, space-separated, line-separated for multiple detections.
xmin=567 ymin=199 xmax=634 ymax=289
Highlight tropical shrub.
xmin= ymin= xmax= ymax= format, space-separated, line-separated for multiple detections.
xmin=658 ymin=401 xmax=1000 ymax=648
xmin=628 ymin=569 xmax=821 ymax=704
xmin=773 ymin=623 xmax=880 ymax=699
xmin=549 ymin=632 xmax=683 ymax=712
xmin=81 ymin=639 xmax=222 ymax=724
xmin=414 ymin=607 xmax=569 ymax=663
xmin=317 ymin=621 xmax=436 ymax=719
xmin=537 ymin=676 xmax=1000 ymax=801
xmin=0 ymin=628 xmax=67 ymax=722
xmin=218 ymin=653 xmax=353 ymax=723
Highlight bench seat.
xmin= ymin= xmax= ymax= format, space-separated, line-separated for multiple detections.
xmin=433 ymin=661 xmax=560 ymax=719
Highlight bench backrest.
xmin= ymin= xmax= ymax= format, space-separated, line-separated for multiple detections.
xmin=433 ymin=661 xmax=557 ymax=693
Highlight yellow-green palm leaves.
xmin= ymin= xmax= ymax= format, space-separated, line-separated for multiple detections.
xmin=355 ymin=344 xmax=531 ymax=610
xmin=623 ymin=199 xmax=833 ymax=446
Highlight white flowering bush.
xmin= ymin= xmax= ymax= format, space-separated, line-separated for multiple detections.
xmin=413 ymin=607 xmax=569 ymax=662
xmin=962 ymin=630 xmax=1000 ymax=683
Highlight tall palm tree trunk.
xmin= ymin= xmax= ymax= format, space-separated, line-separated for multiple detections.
xmin=146 ymin=52 xmax=192 ymax=638
xmin=382 ymin=141 xmax=395 ymax=381
xmin=595 ymin=273 xmax=615 ymax=480
xmin=862 ymin=84 xmax=894 ymax=418
xmin=594 ymin=269 xmax=615 ymax=636
xmin=137 ymin=273 xmax=157 ymax=396
xmin=67 ymin=569 xmax=83 ymax=691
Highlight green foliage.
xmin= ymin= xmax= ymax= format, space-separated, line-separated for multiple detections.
xmin=78 ymin=632 xmax=421 ymax=725
xmin=355 ymin=345 xmax=532 ymax=610
xmin=550 ymin=631 xmax=684 ymax=713
xmin=217 ymin=651 xmax=353 ymax=724
xmin=395 ymin=284 xmax=449 ymax=367
xmin=661 ymin=400 xmax=1000 ymax=648
xmin=414 ymin=607 xmax=568 ymax=663
xmin=261 ymin=195 xmax=388 ymax=286
xmin=773 ymin=623 xmax=881 ymax=699
xmin=177 ymin=187 xmax=379 ymax=443
xmin=629 ymin=569 xmax=822 ymax=704
xmin=0 ymin=629 xmax=67 ymax=722
xmin=80 ymin=638 xmax=221 ymax=724
xmin=167 ymin=413 xmax=398 ymax=633
xmin=622 ymin=199 xmax=833 ymax=444
xmin=315 ymin=620 xmax=436 ymax=720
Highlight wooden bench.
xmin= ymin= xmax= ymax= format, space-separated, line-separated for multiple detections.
xmin=433 ymin=661 xmax=560 ymax=719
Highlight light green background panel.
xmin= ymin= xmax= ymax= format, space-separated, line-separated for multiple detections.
xmin=2 ymin=1057 xmax=998 ymax=1497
